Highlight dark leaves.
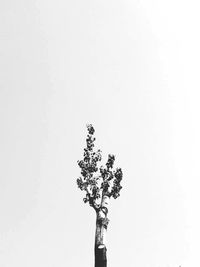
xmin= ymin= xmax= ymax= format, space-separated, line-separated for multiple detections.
xmin=87 ymin=124 xmax=95 ymax=135
xmin=110 ymin=168 xmax=123 ymax=199
xmin=76 ymin=177 xmax=85 ymax=190
xmin=77 ymin=124 xmax=123 ymax=208
xmin=106 ymin=154 xmax=115 ymax=169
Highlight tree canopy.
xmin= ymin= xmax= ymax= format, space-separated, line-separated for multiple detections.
xmin=77 ymin=124 xmax=123 ymax=211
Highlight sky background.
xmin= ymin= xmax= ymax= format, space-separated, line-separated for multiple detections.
xmin=0 ymin=0 xmax=200 ymax=267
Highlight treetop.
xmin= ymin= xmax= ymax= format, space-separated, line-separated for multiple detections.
xmin=77 ymin=124 xmax=123 ymax=210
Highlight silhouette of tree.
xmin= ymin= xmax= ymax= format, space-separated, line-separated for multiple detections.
xmin=77 ymin=124 xmax=123 ymax=267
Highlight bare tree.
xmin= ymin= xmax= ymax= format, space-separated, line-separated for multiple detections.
xmin=77 ymin=124 xmax=123 ymax=267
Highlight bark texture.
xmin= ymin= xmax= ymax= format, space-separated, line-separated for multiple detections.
xmin=94 ymin=196 xmax=109 ymax=267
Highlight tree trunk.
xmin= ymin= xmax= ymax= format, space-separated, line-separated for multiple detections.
xmin=94 ymin=195 xmax=109 ymax=267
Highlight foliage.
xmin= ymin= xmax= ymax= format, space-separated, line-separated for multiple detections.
xmin=77 ymin=124 xmax=123 ymax=210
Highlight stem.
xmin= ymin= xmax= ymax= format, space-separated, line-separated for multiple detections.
xmin=94 ymin=195 xmax=110 ymax=267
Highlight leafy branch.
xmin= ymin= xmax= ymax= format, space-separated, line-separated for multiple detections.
xmin=77 ymin=124 xmax=123 ymax=211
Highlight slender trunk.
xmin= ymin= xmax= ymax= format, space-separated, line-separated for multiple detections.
xmin=94 ymin=195 xmax=109 ymax=267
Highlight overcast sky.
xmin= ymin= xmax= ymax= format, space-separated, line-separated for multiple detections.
xmin=1 ymin=0 xmax=200 ymax=267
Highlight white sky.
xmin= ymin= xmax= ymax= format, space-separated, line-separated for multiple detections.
xmin=0 ymin=0 xmax=200 ymax=266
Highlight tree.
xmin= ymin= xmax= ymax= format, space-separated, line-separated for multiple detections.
xmin=77 ymin=124 xmax=123 ymax=267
